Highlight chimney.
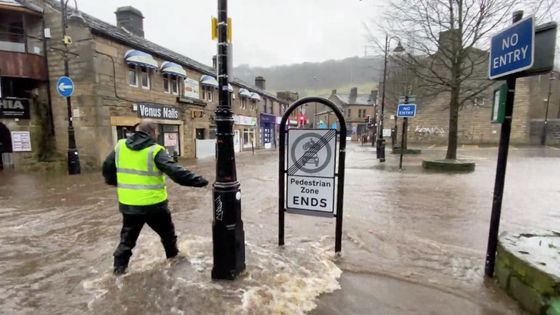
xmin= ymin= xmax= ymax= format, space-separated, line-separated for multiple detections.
xmin=212 ymin=55 xmax=217 ymax=70
xmin=331 ymin=89 xmax=337 ymax=95
xmin=369 ymin=90 xmax=378 ymax=105
xmin=255 ymin=76 xmax=266 ymax=90
xmin=437 ymin=30 xmax=460 ymax=53
xmin=116 ymin=6 xmax=144 ymax=37
xmin=349 ymin=87 xmax=358 ymax=103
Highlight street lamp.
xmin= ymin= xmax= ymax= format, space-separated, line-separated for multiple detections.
xmin=212 ymin=0 xmax=246 ymax=280
xmin=541 ymin=72 xmax=555 ymax=145
xmin=377 ymin=35 xmax=404 ymax=162
xmin=60 ymin=0 xmax=83 ymax=175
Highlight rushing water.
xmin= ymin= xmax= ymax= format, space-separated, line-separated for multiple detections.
xmin=1 ymin=144 xmax=559 ymax=314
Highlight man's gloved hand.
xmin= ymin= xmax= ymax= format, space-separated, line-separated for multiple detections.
xmin=193 ymin=177 xmax=209 ymax=187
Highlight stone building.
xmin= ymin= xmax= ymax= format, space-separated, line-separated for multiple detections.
xmin=2 ymin=0 xmax=288 ymax=171
xmin=383 ymin=30 xmax=559 ymax=146
xmin=0 ymin=0 xmax=58 ymax=170
xmin=322 ymin=88 xmax=377 ymax=140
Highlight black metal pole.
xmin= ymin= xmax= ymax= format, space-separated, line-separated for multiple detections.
xmin=335 ymin=130 xmax=346 ymax=253
xmin=376 ymin=35 xmax=389 ymax=162
xmin=541 ymin=73 xmax=553 ymax=145
xmin=399 ymin=117 xmax=407 ymax=169
xmin=212 ymin=0 xmax=246 ymax=280
xmin=485 ymin=10 xmax=523 ymax=278
xmin=62 ymin=0 xmax=80 ymax=175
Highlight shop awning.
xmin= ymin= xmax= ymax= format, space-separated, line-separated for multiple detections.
xmin=250 ymin=92 xmax=261 ymax=101
xmin=239 ymin=88 xmax=252 ymax=98
xmin=161 ymin=61 xmax=187 ymax=77
xmin=124 ymin=50 xmax=158 ymax=69
xmin=200 ymin=75 xmax=218 ymax=88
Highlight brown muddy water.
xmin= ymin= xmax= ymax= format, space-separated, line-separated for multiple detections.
xmin=2 ymin=143 xmax=558 ymax=314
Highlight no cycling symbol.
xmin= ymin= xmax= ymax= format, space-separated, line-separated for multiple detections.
xmin=288 ymin=129 xmax=336 ymax=177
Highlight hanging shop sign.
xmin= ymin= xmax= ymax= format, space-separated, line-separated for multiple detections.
xmin=137 ymin=103 xmax=180 ymax=120
xmin=0 ymin=98 xmax=30 ymax=119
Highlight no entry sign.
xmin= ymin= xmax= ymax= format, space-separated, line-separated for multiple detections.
xmin=286 ymin=129 xmax=337 ymax=214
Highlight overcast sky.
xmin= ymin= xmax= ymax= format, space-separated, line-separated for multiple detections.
xmin=77 ymin=0 xmax=386 ymax=68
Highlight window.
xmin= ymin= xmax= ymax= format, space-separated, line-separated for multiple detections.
xmin=140 ymin=68 xmax=150 ymax=89
xmin=163 ymin=75 xmax=169 ymax=93
xmin=128 ymin=65 xmax=138 ymax=87
xmin=172 ymin=77 xmax=179 ymax=95
xmin=207 ymin=88 xmax=213 ymax=102
xmin=241 ymin=98 xmax=247 ymax=109
xmin=347 ymin=109 xmax=352 ymax=117
xmin=163 ymin=75 xmax=179 ymax=95
xmin=264 ymin=98 xmax=268 ymax=113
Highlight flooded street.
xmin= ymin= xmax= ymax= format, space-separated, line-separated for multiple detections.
xmin=1 ymin=143 xmax=559 ymax=314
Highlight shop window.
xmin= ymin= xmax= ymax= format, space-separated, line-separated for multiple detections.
xmin=195 ymin=128 xmax=205 ymax=140
xmin=158 ymin=124 xmax=181 ymax=156
xmin=116 ymin=126 xmax=136 ymax=140
xmin=243 ymin=128 xmax=255 ymax=149
xmin=209 ymin=127 xmax=217 ymax=139
xmin=128 ymin=65 xmax=138 ymax=87
xmin=0 ymin=77 xmax=35 ymax=97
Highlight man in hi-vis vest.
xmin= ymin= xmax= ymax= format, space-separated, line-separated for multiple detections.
xmin=102 ymin=120 xmax=208 ymax=275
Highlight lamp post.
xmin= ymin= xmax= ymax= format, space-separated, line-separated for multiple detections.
xmin=60 ymin=0 xmax=81 ymax=175
xmin=212 ymin=0 xmax=246 ymax=280
xmin=377 ymin=35 xmax=404 ymax=162
xmin=541 ymin=73 xmax=555 ymax=145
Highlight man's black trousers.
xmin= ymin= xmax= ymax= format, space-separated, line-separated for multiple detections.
xmin=113 ymin=205 xmax=179 ymax=269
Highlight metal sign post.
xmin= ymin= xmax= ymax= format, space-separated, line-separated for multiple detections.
xmin=279 ymin=97 xmax=347 ymax=253
xmin=396 ymin=100 xmax=416 ymax=169
xmin=485 ymin=11 xmax=557 ymax=278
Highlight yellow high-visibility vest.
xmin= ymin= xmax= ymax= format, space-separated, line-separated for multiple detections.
xmin=115 ymin=139 xmax=167 ymax=205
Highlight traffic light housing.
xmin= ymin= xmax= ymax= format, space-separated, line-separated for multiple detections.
xmin=299 ymin=114 xmax=305 ymax=125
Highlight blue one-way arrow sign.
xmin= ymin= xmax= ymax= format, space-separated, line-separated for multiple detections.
xmin=397 ymin=104 xmax=416 ymax=118
xmin=489 ymin=16 xmax=535 ymax=80
xmin=56 ymin=76 xmax=74 ymax=97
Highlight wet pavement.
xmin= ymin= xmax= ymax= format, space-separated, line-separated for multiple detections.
xmin=1 ymin=143 xmax=559 ymax=314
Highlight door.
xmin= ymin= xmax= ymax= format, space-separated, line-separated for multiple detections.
xmin=0 ymin=123 xmax=13 ymax=170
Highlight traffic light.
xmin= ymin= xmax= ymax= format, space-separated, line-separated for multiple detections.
xmin=299 ymin=114 xmax=305 ymax=126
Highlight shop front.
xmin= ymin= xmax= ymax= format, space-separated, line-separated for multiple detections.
xmin=259 ymin=113 xmax=276 ymax=149
xmin=233 ymin=114 xmax=257 ymax=152
xmin=0 ymin=96 xmax=33 ymax=170
xmin=110 ymin=102 xmax=184 ymax=157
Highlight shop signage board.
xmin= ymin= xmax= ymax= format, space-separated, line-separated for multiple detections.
xmin=0 ymin=98 xmax=30 ymax=119
xmin=184 ymin=78 xmax=200 ymax=99
xmin=137 ymin=103 xmax=180 ymax=120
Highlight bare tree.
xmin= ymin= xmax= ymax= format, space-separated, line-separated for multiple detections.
xmin=378 ymin=0 xmax=557 ymax=160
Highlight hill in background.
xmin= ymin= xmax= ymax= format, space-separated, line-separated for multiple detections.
xmin=234 ymin=56 xmax=384 ymax=96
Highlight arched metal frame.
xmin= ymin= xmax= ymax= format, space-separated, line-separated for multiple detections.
xmin=278 ymin=97 xmax=347 ymax=253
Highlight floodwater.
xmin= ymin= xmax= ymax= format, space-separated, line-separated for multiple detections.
xmin=1 ymin=143 xmax=559 ymax=314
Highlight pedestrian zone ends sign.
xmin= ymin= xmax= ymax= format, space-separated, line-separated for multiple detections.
xmin=286 ymin=129 xmax=337 ymax=215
